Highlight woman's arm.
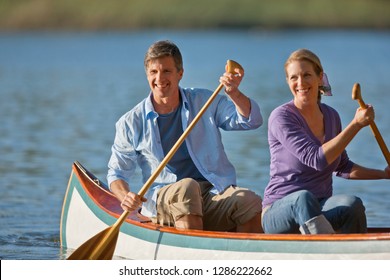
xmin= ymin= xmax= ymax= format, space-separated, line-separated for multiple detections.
xmin=348 ymin=164 xmax=390 ymax=179
xmin=322 ymin=106 xmax=374 ymax=164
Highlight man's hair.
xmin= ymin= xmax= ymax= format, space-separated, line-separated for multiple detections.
xmin=144 ymin=40 xmax=183 ymax=71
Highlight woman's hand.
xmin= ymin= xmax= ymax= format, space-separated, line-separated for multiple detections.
xmin=354 ymin=104 xmax=375 ymax=128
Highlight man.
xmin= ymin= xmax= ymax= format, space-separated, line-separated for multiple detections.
xmin=107 ymin=40 xmax=263 ymax=232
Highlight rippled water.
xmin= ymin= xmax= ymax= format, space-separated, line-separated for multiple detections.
xmin=0 ymin=30 xmax=389 ymax=259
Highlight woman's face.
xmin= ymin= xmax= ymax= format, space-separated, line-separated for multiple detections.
xmin=286 ymin=59 xmax=323 ymax=106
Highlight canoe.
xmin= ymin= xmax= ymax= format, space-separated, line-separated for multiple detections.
xmin=60 ymin=161 xmax=390 ymax=260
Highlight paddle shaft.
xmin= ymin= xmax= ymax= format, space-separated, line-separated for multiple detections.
xmin=353 ymin=84 xmax=390 ymax=165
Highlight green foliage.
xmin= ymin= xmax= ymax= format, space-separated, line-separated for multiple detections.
xmin=0 ymin=0 xmax=389 ymax=30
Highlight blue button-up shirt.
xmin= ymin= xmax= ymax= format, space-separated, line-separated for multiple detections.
xmin=107 ymin=87 xmax=263 ymax=217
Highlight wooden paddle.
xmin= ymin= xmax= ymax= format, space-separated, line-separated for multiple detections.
xmin=67 ymin=59 xmax=243 ymax=260
xmin=352 ymin=83 xmax=390 ymax=165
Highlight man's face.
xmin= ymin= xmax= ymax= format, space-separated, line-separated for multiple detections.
xmin=146 ymin=56 xmax=183 ymax=101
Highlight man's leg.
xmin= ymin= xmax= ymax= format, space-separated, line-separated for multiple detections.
xmin=203 ymin=185 xmax=263 ymax=233
xmin=237 ymin=212 xmax=263 ymax=233
xmin=155 ymin=178 xmax=204 ymax=230
xmin=175 ymin=214 xmax=203 ymax=230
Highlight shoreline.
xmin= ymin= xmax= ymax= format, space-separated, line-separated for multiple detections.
xmin=1 ymin=0 xmax=389 ymax=31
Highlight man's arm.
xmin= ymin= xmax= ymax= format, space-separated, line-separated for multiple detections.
xmin=110 ymin=179 xmax=145 ymax=212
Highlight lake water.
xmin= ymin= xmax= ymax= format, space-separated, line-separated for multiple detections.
xmin=0 ymin=29 xmax=389 ymax=260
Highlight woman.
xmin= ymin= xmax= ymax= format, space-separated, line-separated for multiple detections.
xmin=262 ymin=49 xmax=390 ymax=234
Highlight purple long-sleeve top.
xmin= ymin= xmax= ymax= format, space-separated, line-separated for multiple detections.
xmin=262 ymin=100 xmax=354 ymax=208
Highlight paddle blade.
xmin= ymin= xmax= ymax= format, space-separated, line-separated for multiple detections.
xmin=67 ymin=226 xmax=119 ymax=260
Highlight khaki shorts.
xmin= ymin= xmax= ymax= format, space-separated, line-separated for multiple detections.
xmin=152 ymin=178 xmax=262 ymax=231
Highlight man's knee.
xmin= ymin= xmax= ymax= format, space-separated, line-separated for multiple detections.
xmin=168 ymin=178 xmax=203 ymax=222
xmin=176 ymin=178 xmax=202 ymax=201
xmin=227 ymin=187 xmax=262 ymax=225
xmin=232 ymin=188 xmax=262 ymax=206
